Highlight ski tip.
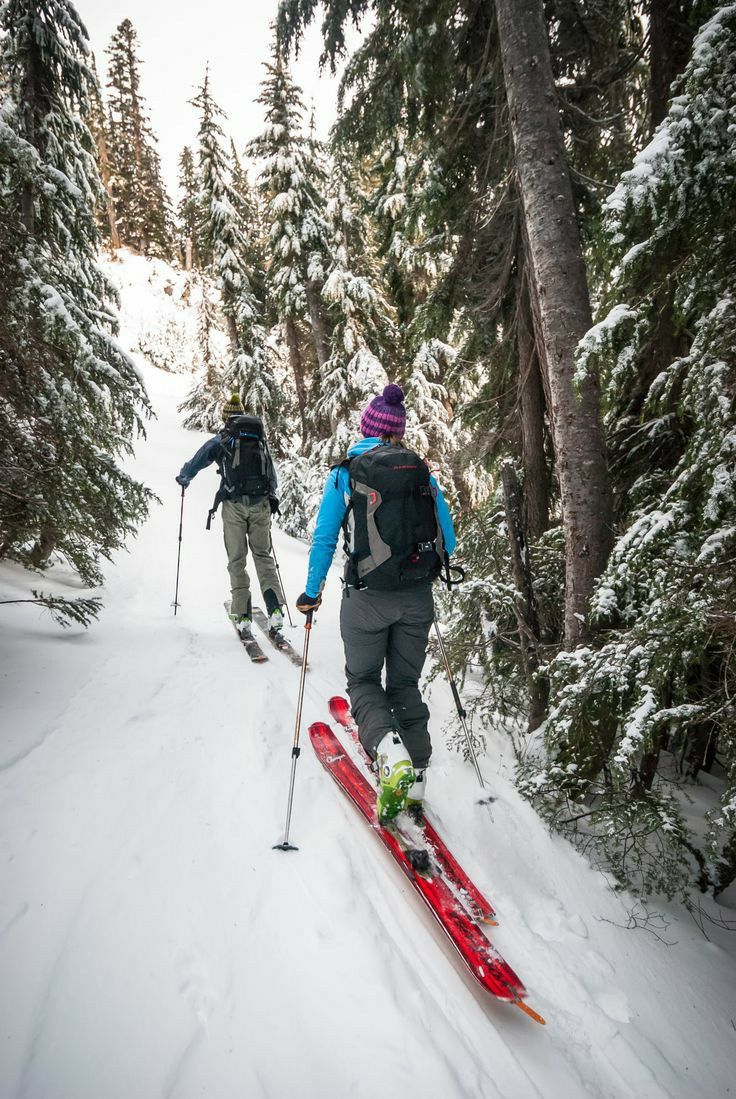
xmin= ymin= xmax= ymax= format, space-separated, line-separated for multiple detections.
xmin=514 ymin=998 xmax=546 ymax=1025
xmin=481 ymin=916 xmax=500 ymax=927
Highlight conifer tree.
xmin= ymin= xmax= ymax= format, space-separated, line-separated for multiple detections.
xmin=314 ymin=153 xmax=393 ymax=458
xmin=248 ymin=44 xmax=331 ymax=437
xmin=88 ymin=54 xmax=120 ymax=249
xmin=106 ymin=18 xmax=173 ymax=257
xmin=181 ymin=71 xmax=278 ymax=430
xmin=191 ymin=69 xmax=249 ymax=351
xmin=177 ymin=145 xmax=199 ymax=269
xmin=0 ymin=0 xmax=153 ymax=595
xmin=520 ymin=4 xmax=736 ymax=899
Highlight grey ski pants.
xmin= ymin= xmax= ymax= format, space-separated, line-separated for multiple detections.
xmin=222 ymin=498 xmax=283 ymax=617
xmin=340 ymin=585 xmax=435 ymax=769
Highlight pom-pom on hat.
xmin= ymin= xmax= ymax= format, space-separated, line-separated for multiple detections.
xmin=222 ymin=392 xmax=244 ymax=419
xmin=360 ymin=383 xmax=407 ymax=439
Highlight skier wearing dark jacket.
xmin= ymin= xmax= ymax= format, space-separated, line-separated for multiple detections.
xmin=296 ymin=384 xmax=457 ymax=822
xmin=176 ymin=393 xmax=285 ymax=638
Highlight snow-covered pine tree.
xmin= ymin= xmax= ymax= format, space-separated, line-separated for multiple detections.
xmin=178 ymin=274 xmax=230 ymax=431
xmin=106 ymin=18 xmax=173 ymax=257
xmin=88 ymin=54 xmax=120 ymax=249
xmin=314 ymin=150 xmax=393 ymax=459
xmin=191 ymin=69 xmax=249 ymax=354
xmin=180 ymin=70 xmax=277 ymax=432
xmin=177 ymin=145 xmax=199 ymax=270
xmin=0 ymin=0 xmax=153 ymax=594
xmin=519 ymin=4 xmax=736 ymax=900
xmin=248 ymin=43 xmax=331 ymax=439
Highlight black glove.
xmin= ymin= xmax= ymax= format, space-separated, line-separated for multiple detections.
xmin=296 ymin=591 xmax=322 ymax=615
xmin=269 ymin=496 xmax=280 ymax=515
xmin=176 ymin=474 xmax=190 ymax=488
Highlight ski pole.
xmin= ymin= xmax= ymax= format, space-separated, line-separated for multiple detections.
xmin=270 ymin=534 xmax=294 ymax=627
xmin=433 ymin=618 xmax=494 ymax=807
xmin=273 ymin=609 xmax=313 ymax=851
xmin=172 ymin=486 xmax=185 ymax=615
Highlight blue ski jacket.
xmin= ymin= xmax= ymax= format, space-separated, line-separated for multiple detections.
xmin=305 ymin=438 xmax=457 ymax=599
xmin=178 ymin=434 xmax=278 ymax=496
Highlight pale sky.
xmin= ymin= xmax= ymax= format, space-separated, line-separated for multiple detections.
xmin=76 ymin=0 xmax=353 ymax=199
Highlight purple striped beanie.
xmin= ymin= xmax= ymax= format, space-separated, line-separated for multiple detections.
xmin=360 ymin=383 xmax=407 ymax=439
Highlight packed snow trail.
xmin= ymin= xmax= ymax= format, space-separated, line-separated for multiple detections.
xmin=2 ymin=355 xmax=735 ymax=1094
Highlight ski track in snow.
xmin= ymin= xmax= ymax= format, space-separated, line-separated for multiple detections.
xmin=2 ymin=259 xmax=735 ymax=1098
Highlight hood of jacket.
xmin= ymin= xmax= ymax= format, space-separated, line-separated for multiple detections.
xmin=346 ymin=436 xmax=401 ymax=459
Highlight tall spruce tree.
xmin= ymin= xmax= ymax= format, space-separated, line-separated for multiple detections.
xmin=88 ymin=54 xmax=120 ymax=249
xmin=191 ymin=69 xmax=249 ymax=351
xmin=519 ymin=4 xmax=736 ymax=900
xmin=0 ymin=0 xmax=153 ymax=596
xmin=177 ymin=145 xmax=199 ymax=269
xmin=106 ymin=18 xmax=173 ymax=257
xmin=248 ymin=44 xmax=331 ymax=438
xmin=315 ymin=152 xmax=393 ymax=458
xmin=180 ymin=70 xmax=277 ymax=430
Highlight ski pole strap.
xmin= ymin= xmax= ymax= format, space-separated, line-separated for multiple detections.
xmin=442 ymin=553 xmax=466 ymax=590
xmin=206 ymin=486 xmax=228 ymax=530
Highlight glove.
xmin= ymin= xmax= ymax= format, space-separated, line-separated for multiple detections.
xmin=175 ymin=474 xmax=190 ymax=488
xmin=296 ymin=591 xmax=322 ymax=615
xmin=269 ymin=496 xmax=280 ymax=515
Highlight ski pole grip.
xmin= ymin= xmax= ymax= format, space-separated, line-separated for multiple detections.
xmin=450 ymin=680 xmax=467 ymax=718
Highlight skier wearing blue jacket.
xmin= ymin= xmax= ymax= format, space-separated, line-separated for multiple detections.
xmin=296 ymin=383 xmax=457 ymax=822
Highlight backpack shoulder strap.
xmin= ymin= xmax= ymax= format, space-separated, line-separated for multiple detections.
xmin=330 ymin=455 xmax=352 ymax=489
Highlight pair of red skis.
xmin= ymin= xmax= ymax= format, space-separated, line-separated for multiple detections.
xmin=309 ymin=698 xmax=545 ymax=1025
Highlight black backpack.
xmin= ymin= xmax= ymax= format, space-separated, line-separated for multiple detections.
xmin=341 ymin=444 xmax=445 ymax=591
xmin=218 ymin=414 xmax=270 ymax=498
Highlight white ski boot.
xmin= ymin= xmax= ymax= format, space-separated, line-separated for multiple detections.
xmin=375 ymin=730 xmax=415 ymax=823
xmin=406 ymin=769 xmax=427 ymax=822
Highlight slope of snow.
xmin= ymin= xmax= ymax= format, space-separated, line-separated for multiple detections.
xmin=1 ymin=258 xmax=735 ymax=1099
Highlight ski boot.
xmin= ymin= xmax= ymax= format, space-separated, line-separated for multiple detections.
xmin=231 ymin=613 xmax=253 ymax=640
xmin=375 ymin=730 xmax=415 ymax=824
xmin=268 ymin=606 xmax=285 ymax=635
xmin=406 ymin=770 xmax=427 ymax=823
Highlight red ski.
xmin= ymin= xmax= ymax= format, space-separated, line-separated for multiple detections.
xmin=309 ymin=720 xmax=544 ymax=1022
xmin=328 ymin=695 xmax=497 ymax=926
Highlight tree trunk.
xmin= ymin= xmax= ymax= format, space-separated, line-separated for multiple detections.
xmin=305 ymin=281 xmax=330 ymax=369
xmin=495 ymin=0 xmax=612 ymax=645
xmin=225 ymin=312 xmax=239 ymax=356
xmin=517 ymin=250 xmax=550 ymax=543
xmin=285 ymin=319 xmax=308 ymax=440
xmin=20 ymin=27 xmax=40 ymax=235
xmin=184 ymin=237 xmax=193 ymax=271
xmin=305 ymin=281 xmax=331 ymax=435
xmin=94 ymin=121 xmax=121 ymax=250
xmin=501 ymin=462 xmax=548 ymax=730
xmin=29 ymin=528 xmax=56 ymax=568
xmin=648 ymin=0 xmax=695 ymax=132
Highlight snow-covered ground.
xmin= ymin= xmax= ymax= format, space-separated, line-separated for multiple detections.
xmin=1 ymin=255 xmax=735 ymax=1099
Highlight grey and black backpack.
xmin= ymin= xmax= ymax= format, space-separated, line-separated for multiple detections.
xmin=218 ymin=414 xmax=270 ymax=498
xmin=206 ymin=414 xmax=271 ymax=529
xmin=340 ymin=444 xmax=445 ymax=591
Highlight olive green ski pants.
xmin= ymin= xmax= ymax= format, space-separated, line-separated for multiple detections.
xmin=222 ymin=498 xmax=283 ymax=617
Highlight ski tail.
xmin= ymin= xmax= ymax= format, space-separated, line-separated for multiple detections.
xmin=309 ymin=720 xmax=542 ymax=1018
